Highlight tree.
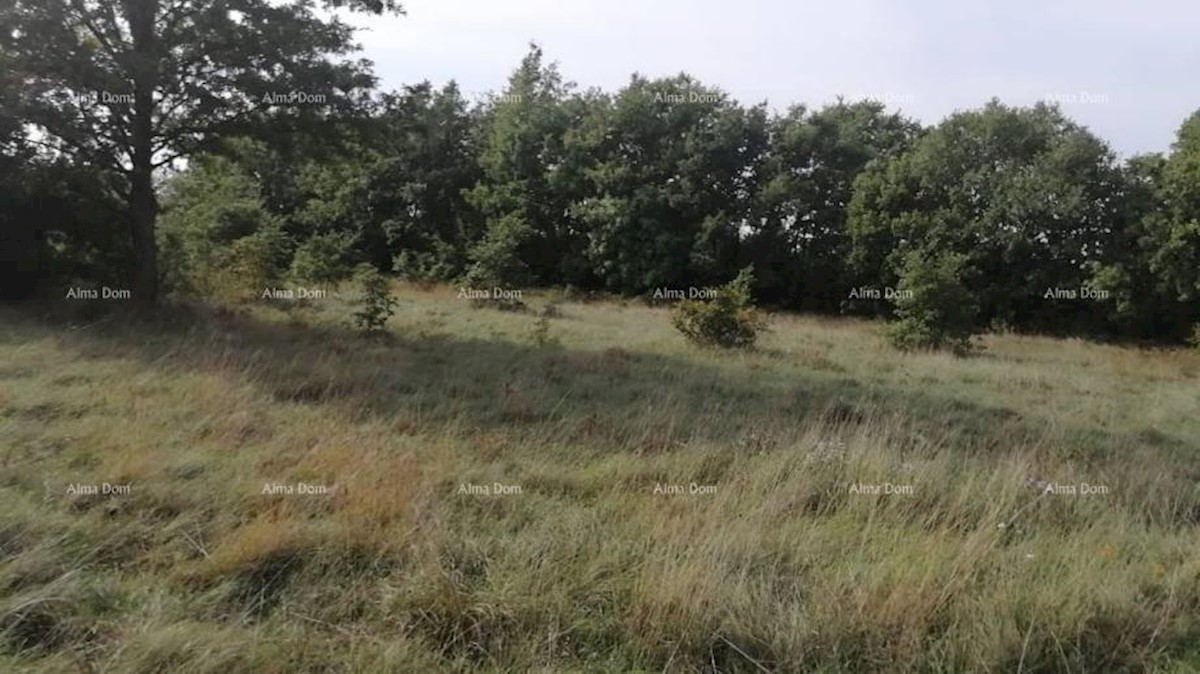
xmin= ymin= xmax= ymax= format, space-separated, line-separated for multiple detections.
xmin=0 ymin=159 xmax=130 ymax=299
xmin=370 ymin=82 xmax=482 ymax=277
xmin=467 ymin=43 xmax=580 ymax=287
xmin=350 ymin=263 xmax=396 ymax=334
xmin=1 ymin=0 xmax=401 ymax=305
xmin=746 ymin=100 xmax=919 ymax=309
xmin=848 ymin=101 xmax=1125 ymax=334
xmin=568 ymin=73 xmax=768 ymax=293
xmin=242 ymin=82 xmax=484 ymax=280
xmin=672 ymin=266 xmax=765 ymax=348
xmin=463 ymin=214 xmax=535 ymax=289
xmin=290 ymin=231 xmax=353 ymax=285
xmin=885 ymin=250 xmax=977 ymax=354
xmin=1092 ymin=111 xmax=1200 ymax=340
xmin=1148 ymin=111 xmax=1200 ymax=304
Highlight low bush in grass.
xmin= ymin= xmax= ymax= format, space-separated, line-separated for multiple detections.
xmin=290 ymin=231 xmax=353 ymax=287
xmin=671 ymin=267 xmax=765 ymax=349
xmin=885 ymin=250 xmax=979 ymax=355
xmin=351 ymin=264 xmax=397 ymax=335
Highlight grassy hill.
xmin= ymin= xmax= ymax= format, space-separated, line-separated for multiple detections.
xmin=2 ymin=284 xmax=1198 ymax=672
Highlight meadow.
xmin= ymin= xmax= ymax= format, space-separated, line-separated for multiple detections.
xmin=1 ymin=284 xmax=1198 ymax=672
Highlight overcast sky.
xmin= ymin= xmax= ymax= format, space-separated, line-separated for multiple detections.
xmin=348 ymin=0 xmax=1199 ymax=157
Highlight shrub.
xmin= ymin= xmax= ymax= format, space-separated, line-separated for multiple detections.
xmin=290 ymin=232 xmax=353 ymax=286
xmin=158 ymin=155 xmax=290 ymax=299
xmin=885 ymin=250 xmax=978 ymax=355
xmin=529 ymin=313 xmax=556 ymax=347
xmin=671 ymin=267 xmax=764 ymax=349
xmin=393 ymin=238 xmax=469 ymax=285
xmin=225 ymin=229 xmax=289 ymax=295
xmin=351 ymin=265 xmax=397 ymax=335
xmin=181 ymin=225 xmax=289 ymax=301
xmin=459 ymin=216 xmax=531 ymax=311
xmin=464 ymin=214 xmax=533 ymax=289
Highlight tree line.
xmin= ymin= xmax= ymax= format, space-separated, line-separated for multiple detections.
xmin=2 ymin=0 xmax=1197 ymax=345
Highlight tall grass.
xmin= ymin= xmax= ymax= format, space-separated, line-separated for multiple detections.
xmin=1 ymin=284 xmax=1197 ymax=672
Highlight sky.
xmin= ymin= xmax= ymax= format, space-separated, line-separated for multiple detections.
xmin=347 ymin=0 xmax=1200 ymax=157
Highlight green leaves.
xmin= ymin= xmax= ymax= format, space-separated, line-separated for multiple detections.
xmin=848 ymin=101 xmax=1126 ymax=336
xmin=351 ymin=263 xmax=397 ymax=335
xmin=1 ymin=0 xmax=396 ymax=301
xmin=885 ymin=250 xmax=978 ymax=355
xmin=1150 ymin=112 xmax=1200 ymax=302
xmin=749 ymin=100 xmax=919 ymax=309
xmin=464 ymin=214 xmax=535 ymax=289
xmin=4 ymin=20 xmax=1196 ymax=344
xmin=158 ymin=155 xmax=288 ymax=297
xmin=671 ymin=267 xmax=765 ymax=349
xmin=467 ymin=44 xmax=582 ymax=286
xmin=566 ymin=74 xmax=764 ymax=294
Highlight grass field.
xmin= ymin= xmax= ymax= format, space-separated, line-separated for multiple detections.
xmin=2 ymin=284 xmax=1199 ymax=672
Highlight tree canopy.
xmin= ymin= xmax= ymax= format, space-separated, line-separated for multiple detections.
xmin=1 ymin=0 xmax=402 ymax=303
xmin=3 ymin=36 xmax=1197 ymax=345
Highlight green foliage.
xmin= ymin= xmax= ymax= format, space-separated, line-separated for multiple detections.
xmin=746 ymin=100 xmax=920 ymax=309
xmin=219 ymin=227 xmax=290 ymax=299
xmin=159 ymin=157 xmax=289 ymax=300
xmin=1146 ymin=112 xmax=1200 ymax=303
xmin=0 ymin=0 xmax=401 ymax=301
xmin=466 ymin=44 xmax=585 ymax=286
xmin=848 ymin=101 xmax=1125 ymax=333
xmin=351 ymin=264 xmax=397 ymax=335
xmin=527 ymin=301 xmax=564 ymax=347
xmin=372 ymin=83 xmax=482 ymax=275
xmin=0 ymin=158 xmax=129 ymax=299
xmin=568 ymin=75 xmax=768 ymax=293
xmin=885 ymin=250 xmax=978 ymax=355
xmin=393 ymin=242 xmax=466 ymax=284
xmin=529 ymin=313 xmax=556 ymax=347
xmin=1082 ymin=115 xmax=1200 ymax=340
xmin=464 ymin=214 xmax=535 ymax=289
xmin=290 ymin=159 xmax=371 ymax=253
xmin=290 ymin=231 xmax=353 ymax=285
xmin=671 ymin=267 xmax=764 ymax=348
xmin=5 ymin=22 xmax=1199 ymax=344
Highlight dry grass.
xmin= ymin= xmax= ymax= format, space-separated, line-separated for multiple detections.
xmin=1 ymin=283 xmax=1198 ymax=672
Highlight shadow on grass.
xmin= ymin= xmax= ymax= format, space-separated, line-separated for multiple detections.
xmin=0 ymin=301 xmax=1151 ymax=459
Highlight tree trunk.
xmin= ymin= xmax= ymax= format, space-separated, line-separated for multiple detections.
xmin=128 ymin=165 xmax=158 ymax=306
xmin=127 ymin=0 xmax=160 ymax=306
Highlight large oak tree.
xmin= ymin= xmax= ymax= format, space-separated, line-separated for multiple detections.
xmin=847 ymin=100 xmax=1127 ymax=333
xmin=1 ymin=0 xmax=400 ymax=303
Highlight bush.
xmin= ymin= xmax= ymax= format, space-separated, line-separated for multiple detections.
xmin=178 ymin=225 xmax=288 ymax=301
xmin=351 ymin=265 xmax=397 ymax=335
xmin=159 ymin=156 xmax=290 ymax=299
xmin=671 ymin=267 xmax=765 ymax=348
xmin=393 ymin=240 xmax=467 ymax=286
xmin=224 ymin=228 xmax=289 ymax=296
xmin=885 ymin=250 xmax=978 ymax=355
xmin=290 ymin=232 xmax=353 ymax=286
xmin=464 ymin=214 xmax=534 ymax=289
xmin=529 ymin=313 xmax=557 ymax=347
